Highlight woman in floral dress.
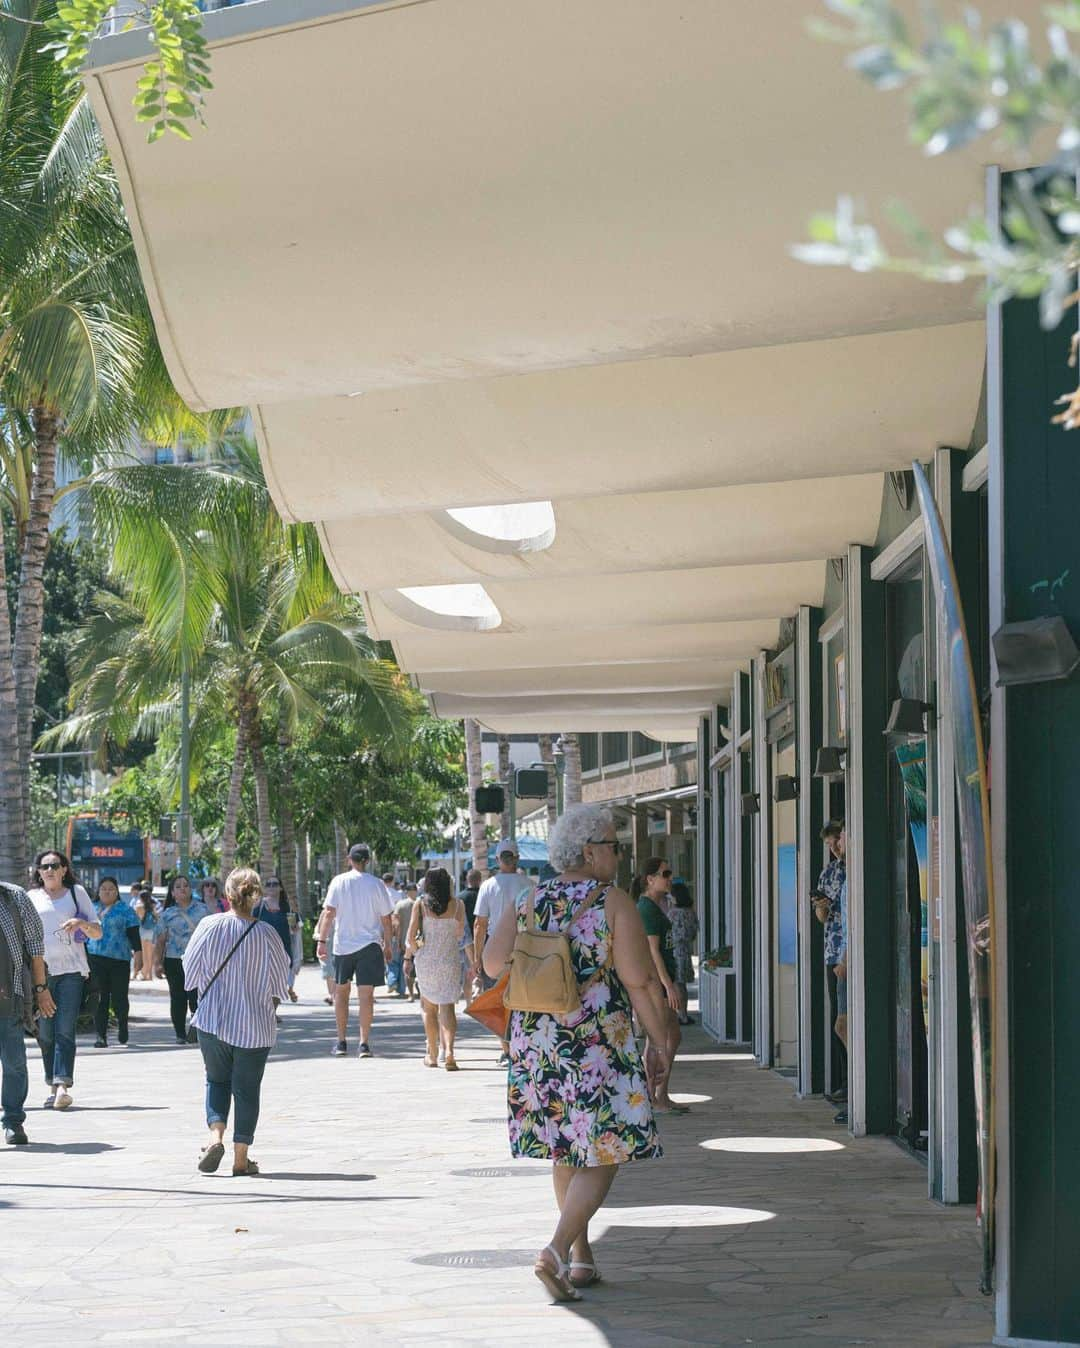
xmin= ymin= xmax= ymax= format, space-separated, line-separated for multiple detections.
xmin=482 ymin=802 xmax=672 ymax=1303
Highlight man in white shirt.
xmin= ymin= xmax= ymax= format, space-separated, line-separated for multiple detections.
xmin=315 ymin=845 xmax=393 ymax=1059
xmin=473 ymin=840 xmax=533 ymax=1065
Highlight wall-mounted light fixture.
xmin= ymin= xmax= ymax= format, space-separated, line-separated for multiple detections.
xmin=992 ymin=615 xmax=1080 ymax=687
xmin=813 ymin=746 xmax=846 ymax=777
xmin=774 ymin=775 xmax=799 ymax=802
xmin=740 ymin=792 xmax=761 ymax=816
xmin=884 ymin=698 xmax=933 ymax=739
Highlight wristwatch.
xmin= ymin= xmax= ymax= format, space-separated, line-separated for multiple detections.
xmin=32 ymin=982 xmax=48 ymax=994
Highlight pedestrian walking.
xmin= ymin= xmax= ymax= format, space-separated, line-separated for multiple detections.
xmin=127 ymin=881 xmax=146 ymax=979
xmin=631 ymin=858 xmax=688 ymax=1114
xmin=812 ymin=820 xmax=848 ymax=1115
xmin=481 ymin=803 xmax=669 ymax=1301
xmin=200 ymin=878 xmax=228 ymax=915
xmin=155 ymin=876 xmax=209 ymax=1044
xmin=254 ymin=876 xmax=295 ymax=1010
xmin=392 ymin=882 xmax=417 ymax=1001
xmin=27 ymin=851 xmax=101 ymax=1111
xmin=314 ymin=844 xmax=393 ymax=1058
xmin=182 ymin=868 xmax=290 ymax=1177
xmin=135 ymin=886 xmax=161 ymax=980
xmin=87 ymin=877 xmax=140 ymax=1047
xmin=669 ymin=880 xmax=699 ymax=1026
xmin=405 ymin=868 xmax=470 ymax=1070
xmin=474 ymin=840 xmax=533 ymax=1064
xmin=0 ymin=882 xmax=55 ymax=1145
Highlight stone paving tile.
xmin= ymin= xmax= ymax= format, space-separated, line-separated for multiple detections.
xmin=0 ymin=970 xmax=994 ymax=1346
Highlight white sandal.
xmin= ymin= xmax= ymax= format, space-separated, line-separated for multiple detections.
xmin=534 ymin=1245 xmax=582 ymax=1302
xmin=569 ymin=1260 xmax=602 ymax=1287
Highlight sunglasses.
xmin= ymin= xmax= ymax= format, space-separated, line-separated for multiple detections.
xmin=661 ymin=869 xmax=673 ymax=879
xmin=265 ymin=881 xmax=281 ymax=889
xmin=39 ymin=861 xmax=63 ymax=872
xmin=587 ymin=839 xmax=623 ymax=855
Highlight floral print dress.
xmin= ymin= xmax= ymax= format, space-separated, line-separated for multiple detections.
xmin=507 ymin=878 xmax=662 ymax=1168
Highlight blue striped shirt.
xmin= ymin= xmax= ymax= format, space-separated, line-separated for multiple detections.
xmin=182 ymin=913 xmax=290 ymax=1049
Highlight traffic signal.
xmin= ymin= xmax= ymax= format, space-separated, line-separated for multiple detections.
xmin=514 ymin=768 xmax=549 ymax=800
xmin=474 ymin=785 xmax=505 ymax=815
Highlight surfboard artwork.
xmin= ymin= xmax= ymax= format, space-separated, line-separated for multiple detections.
xmin=912 ymin=462 xmax=996 ymax=1295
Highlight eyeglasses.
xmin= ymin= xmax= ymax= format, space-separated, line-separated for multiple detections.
xmin=39 ymin=861 xmax=63 ymax=872
xmin=587 ymin=839 xmax=623 ymax=855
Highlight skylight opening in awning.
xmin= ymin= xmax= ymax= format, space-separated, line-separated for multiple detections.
xmin=384 ymin=583 xmax=503 ymax=632
xmin=438 ymin=501 xmax=556 ymax=554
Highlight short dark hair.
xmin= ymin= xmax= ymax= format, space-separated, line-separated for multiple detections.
xmin=820 ymin=820 xmax=844 ymax=841
xmin=670 ymin=880 xmax=693 ymax=909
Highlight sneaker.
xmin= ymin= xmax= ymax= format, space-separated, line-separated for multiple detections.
xmin=833 ymin=1109 xmax=848 ymax=1125
xmin=4 ymin=1125 xmax=28 ymax=1145
xmin=43 ymin=1094 xmax=54 ymax=1109
xmin=175 ymin=1036 xmax=188 ymax=1045
xmin=331 ymin=1040 xmax=348 ymax=1057
xmin=93 ymin=1037 xmax=107 ymax=1048
xmin=358 ymin=1042 xmax=373 ymax=1059
xmin=54 ymin=1090 xmax=72 ymax=1111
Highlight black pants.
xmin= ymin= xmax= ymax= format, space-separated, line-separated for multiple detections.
xmin=826 ymin=963 xmax=848 ymax=1091
xmin=88 ymin=955 xmax=131 ymax=1042
xmin=164 ymin=957 xmax=197 ymax=1038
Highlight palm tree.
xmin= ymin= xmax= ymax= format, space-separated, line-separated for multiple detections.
xmin=464 ymin=718 xmax=488 ymax=878
xmin=43 ymin=445 xmax=412 ymax=876
xmin=561 ymin=734 xmax=582 ymax=806
xmin=0 ymin=1 xmax=224 ymax=877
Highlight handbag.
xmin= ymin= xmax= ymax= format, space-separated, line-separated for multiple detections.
xmin=464 ymin=971 xmax=511 ymax=1039
xmin=503 ymin=884 xmax=606 ymax=1016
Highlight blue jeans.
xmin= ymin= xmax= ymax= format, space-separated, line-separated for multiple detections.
xmin=37 ymin=972 xmax=84 ymax=1087
xmin=0 ymin=1013 xmax=29 ymax=1127
xmin=198 ymin=1030 xmax=270 ymax=1145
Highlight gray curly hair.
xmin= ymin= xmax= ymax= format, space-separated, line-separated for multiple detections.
xmin=548 ymin=802 xmax=616 ymax=872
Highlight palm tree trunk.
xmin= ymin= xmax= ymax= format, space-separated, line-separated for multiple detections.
xmin=248 ymin=726 xmax=275 ymax=879
xmin=538 ymin=733 xmax=558 ymax=828
xmin=561 ymin=733 xmax=582 ymax=806
xmin=464 ymin=717 xmax=489 ymax=877
xmin=277 ymin=726 xmax=298 ymax=900
xmin=0 ymin=506 xmax=25 ymax=879
xmin=497 ymin=733 xmax=512 ymax=840
xmin=333 ymin=820 xmax=347 ymax=874
xmin=11 ymin=406 xmax=59 ymax=878
xmin=296 ymin=831 xmax=310 ymax=918
xmin=220 ymin=718 xmax=247 ymax=877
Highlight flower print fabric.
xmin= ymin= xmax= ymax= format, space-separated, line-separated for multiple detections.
xmin=87 ymin=899 xmax=140 ymax=961
xmin=507 ymin=878 xmax=662 ymax=1168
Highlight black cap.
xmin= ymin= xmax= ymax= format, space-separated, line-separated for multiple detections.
xmin=348 ymin=844 xmax=370 ymax=861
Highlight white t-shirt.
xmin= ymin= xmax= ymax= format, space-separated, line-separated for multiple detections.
xmin=325 ymin=869 xmax=393 ymax=956
xmin=474 ymin=871 xmax=533 ymax=943
xmin=29 ymin=885 xmax=95 ymax=977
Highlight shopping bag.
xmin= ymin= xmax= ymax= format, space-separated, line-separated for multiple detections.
xmin=464 ymin=971 xmax=510 ymax=1039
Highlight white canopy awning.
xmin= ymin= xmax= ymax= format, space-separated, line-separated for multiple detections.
xmin=83 ymin=0 xmax=998 ymax=734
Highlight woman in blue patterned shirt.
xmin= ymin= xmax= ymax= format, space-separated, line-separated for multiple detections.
xmin=87 ymin=877 xmax=140 ymax=1047
xmin=155 ymin=877 xmax=209 ymax=1044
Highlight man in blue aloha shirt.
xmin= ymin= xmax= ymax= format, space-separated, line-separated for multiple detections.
xmin=812 ymin=821 xmax=847 ymax=1115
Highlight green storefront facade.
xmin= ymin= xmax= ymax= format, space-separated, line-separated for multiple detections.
xmin=696 ymin=170 xmax=1080 ymax=1346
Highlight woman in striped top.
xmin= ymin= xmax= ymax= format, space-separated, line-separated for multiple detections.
xmin=182 ymin=868 xmax=290 ymax=1177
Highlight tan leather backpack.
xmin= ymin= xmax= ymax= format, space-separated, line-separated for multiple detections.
xmin=503 ymin=884 xmax=607 ymax=1016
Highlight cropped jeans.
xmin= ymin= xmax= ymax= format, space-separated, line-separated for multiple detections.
xmin=198 ymin=1030 xmax=271 ymax=1145
xmin=38 ymin=971 xmax=84 ymax=1087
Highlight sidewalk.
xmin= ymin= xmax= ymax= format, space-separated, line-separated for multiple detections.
xmin=0 ymin=970 xmax=993 ymax=1346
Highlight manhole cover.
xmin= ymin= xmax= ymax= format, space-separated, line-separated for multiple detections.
xmin=412 ymin=1250 xmax=535 ymax=1269
xmin=451 ymin=1167 xmax=544 ymax=1179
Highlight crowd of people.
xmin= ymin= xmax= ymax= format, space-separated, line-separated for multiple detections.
xmin=0 ymin=807 xmax=701 ymax=1302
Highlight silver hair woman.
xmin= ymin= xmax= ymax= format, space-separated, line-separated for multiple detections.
xmin=482 ymin=801 xmax=671 ymax=1302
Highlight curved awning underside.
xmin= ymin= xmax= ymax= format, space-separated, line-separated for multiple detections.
xmin=84 ymin=0 xmax=995 ymax=735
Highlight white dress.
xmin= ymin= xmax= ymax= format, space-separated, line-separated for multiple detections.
xmin=413 ymin=900 xmax=465 ymax=1005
